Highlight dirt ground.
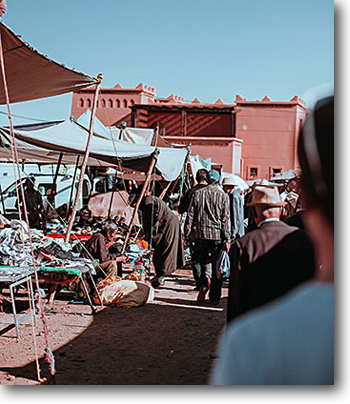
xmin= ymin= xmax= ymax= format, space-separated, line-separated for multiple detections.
xmin=0 ymin=269 xmax=229 ymax=385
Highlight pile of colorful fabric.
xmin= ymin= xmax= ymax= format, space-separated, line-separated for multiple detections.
xmin=124 ymin=243 xmax=149 ymax=266
xmin=123 ymin=262 xmax=147 ymax=281
xmin=0 ymin=220 xmax=95 ymax=274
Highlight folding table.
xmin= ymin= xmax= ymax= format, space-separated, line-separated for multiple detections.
xmin=0 ymin=266 xmax=36 ymax=338
xmin=37 ymin=266 xmax=102 ymax=313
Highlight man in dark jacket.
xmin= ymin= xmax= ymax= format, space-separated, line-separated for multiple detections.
xmin=227 ymin=183 xmax=315 ymax=323
xmin=141 ymin=195 xmax=184 ymax=288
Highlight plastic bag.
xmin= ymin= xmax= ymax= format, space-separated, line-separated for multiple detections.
xmin=216 ymin=249 xmax=230 ymax=280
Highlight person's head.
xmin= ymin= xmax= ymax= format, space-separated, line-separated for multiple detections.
xmin=254 ymin=206 xmax=282 ymax=222
xmin=195 ymin=169 xmax=209 ymax=184
xmin=222 ymin=176 xmax=239 ymax=194
xmin=287 ymin=179 xmax=300 ymax=194
xmin=25 ymin=177 xmax=35 ymax=190
xmin=101 ymin=221 xmax=118 ymax=241
xmin=246 ymin=184 xmax=285 ymax=224
xmin=297 ymin=94 xmax=334 ymax=280
xmin=207 ymin=170 xmax=220 ymax=185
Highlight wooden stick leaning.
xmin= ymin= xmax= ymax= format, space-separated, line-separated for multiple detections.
xmin=65 ymin=74 xmax=103 ymax=243
xmin=121 ymin=149 xmax=159 ymax=255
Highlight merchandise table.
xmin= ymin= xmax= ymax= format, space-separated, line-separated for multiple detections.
xmin=0 ymin=266 xmax=36 ymax=338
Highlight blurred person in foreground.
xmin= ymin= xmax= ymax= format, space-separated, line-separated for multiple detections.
xmin=211 ymin=94 xmax=334 ymax=385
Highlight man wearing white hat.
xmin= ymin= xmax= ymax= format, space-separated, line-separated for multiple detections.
xmin=227 ymin=183 xmax=315 ymax=322
xmin=222 ymin=176 xmax=245 ymax=241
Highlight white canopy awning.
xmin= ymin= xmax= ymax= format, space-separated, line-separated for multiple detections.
xmin=0 ymin=119 xmax=188 ymax=181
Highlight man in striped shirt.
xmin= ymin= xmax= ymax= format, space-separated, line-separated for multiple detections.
xmin=185 ymin=170 xmax=231 ymax=305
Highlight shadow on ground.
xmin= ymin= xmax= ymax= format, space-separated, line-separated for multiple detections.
xmin=1 ymin=275 xmax=228 ymax=385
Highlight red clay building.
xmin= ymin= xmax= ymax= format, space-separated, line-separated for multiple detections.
xmin=130 ymin=101 xmax=243 ymax=176
xmin=71 ymin=84 xmax=306 ymax=180
xmin=71 ymin=82 xmax=158 ymax=127
xmin=234 ymin=95 xmax=307 ymax=180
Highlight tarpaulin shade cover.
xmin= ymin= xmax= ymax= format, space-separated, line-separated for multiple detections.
xmin=0 ymin=22 xmax=98 ymax=104
xmin=0 ymin=119 xmax=188 ymax=181
xmin=76 ymin=110 xmax=111 ymax=140
xmin=88 ymin=191 xmax=139 ymax=225
xmin=77 ymin=109 xmax=186 ymax=149
xmin=110 ymin=126 xmax=185 ymax=148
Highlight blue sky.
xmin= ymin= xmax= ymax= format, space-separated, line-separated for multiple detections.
xmin=0 ymin=0 xmax=334 ymax=125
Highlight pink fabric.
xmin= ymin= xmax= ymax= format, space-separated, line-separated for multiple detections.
xmin=0 ymin=1 xmax=6 ymax=18
xmin=0 ymin=22 xmax=98 ymax=104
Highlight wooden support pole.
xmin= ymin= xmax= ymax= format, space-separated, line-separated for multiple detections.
xmin=68 ymin=156 xmax=80 ymax=214
xmin=121 ymin=150 xmax=159 ymax=254
xmin=43 ymin=152 xmax=63 ymax=228
xmin=181 ymin=110 xmax=187 ymax=136
xmin=159 ymin=181 xmax=172 ymax=200
xmin=65 ymin=74 xmax=103 ymax=243
xmin=152 ymin=125 xmax=159 ymax=146
xmin=0 ymin=182 xmax=6 ymax=215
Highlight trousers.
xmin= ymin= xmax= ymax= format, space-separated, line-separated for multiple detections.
xmin=192 ymin=239 xmax=223 ymax=301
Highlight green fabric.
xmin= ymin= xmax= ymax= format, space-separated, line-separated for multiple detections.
xmin=38 ymin=266 xmax=82 ymax=277
xmin=0 ymin=265 xmax=82 ymax=278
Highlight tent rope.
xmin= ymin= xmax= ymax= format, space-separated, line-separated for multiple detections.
xmin=0 ymin=32 xmax=55 ymax=383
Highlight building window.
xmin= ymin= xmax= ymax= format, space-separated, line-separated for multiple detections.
xmin=101 ymin=99 xmax=106 ymax=108
xmin=96 ymin=100 xmax=99 ymax=108
xmin=269 ymin=167 xmax=283 ymax=178
xmin=116 ymin=99 xmax=120 ymax=108
xmin=130 ymin=99 xmax=135 ymax=106
xmin=79 ymin=98 xmax=84 ymax=108
xmin=123 ymin=99 xmax=128 ymax=108
xmin=249 ymin=167 xmax=258 ymax=178
xmin=109 ymin=99 xmax=113 ymax=108
xmin=87 ymin=98 xmax=92 ymax=108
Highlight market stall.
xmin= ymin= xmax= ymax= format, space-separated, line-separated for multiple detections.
xmin=0 ymin=19 xmax=101 ymax=382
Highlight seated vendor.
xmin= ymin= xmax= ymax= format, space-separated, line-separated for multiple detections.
xmin=18 ymin=177 xmax=44 ymax=229
xmin=56 ymin=203 xmax=69 ymax=221
xmin=81 ymin=221 xmax=127 ymax=278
